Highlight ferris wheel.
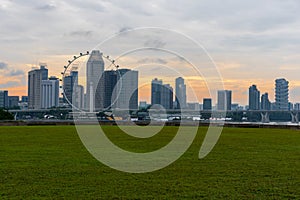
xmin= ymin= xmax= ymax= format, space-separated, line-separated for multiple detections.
xmin=60 ymin=51 xmax=121 ymax=112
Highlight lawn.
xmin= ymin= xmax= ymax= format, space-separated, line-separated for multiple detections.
xmin=0 ymin=126 xmax=299 ymax=199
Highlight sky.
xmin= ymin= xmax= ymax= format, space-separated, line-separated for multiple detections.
xmin=0 ymin=0 xmax=300 ymax=105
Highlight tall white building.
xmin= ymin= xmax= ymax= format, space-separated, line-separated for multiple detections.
xmin=41 ymin=76 xmax=59 ymax=109
xmin=113 ymin=69 xmax=138 ymax=110
xmin=275 ymin=78 xmax=289 ymax=111
xmin=217 ymin=90 xmax=232 ymax=111
xmin=86 ymin=50 xmax=104 ymax=111
xmin=73 ymin=85 xmax=85 ymax=109
xmin=28 ymin=65 xmax=48 ymax=109
xmin=175 ymin=77 xmax=187 ymax=109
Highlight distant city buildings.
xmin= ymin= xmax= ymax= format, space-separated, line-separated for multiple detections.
xmin=21 ymin=96 xmax=28 ymax=103
xmin=217 ymin=90 xmax=232 ymax=111
xmin=139 ymin=101 xmax=148 ymax=110
xmin=28 ymin=65 xmax=48 ymax=109
xmin=0 ymin=90 xmax=8 ymax=108
xmin=86 ymin=50 xmax=104 ymax=111
xmin=151 ymin=78 xmax=162 ymax=106
xmin=203 ymin=98 xmax=212 ymax=110
xmin=63 ymin=70 xmax=78 ymax=104
xmin=175 ymin=77 xmax=187 ymax=109
xmin=8 ymin=96 xmax=19 ymax=108
xmin=294 ymin=103 xmax=300 ymax=111
xmin=261 ymin=93 xmax=271 ymax=110
xmin=275 ymin=78 xmax=289 ymax=111
xmin=151 ymin=78 xmax=173 ymax=109
xmin=113 ymin=69 xmax=139 ymax=110
xmin=8 ymin=49 xmax=298 ymax=114
xmin=41 ymin=76 xmax=59 ymax=109
xmin=101 ymin=70 xmax=117 ymax=109
xmin=187 ymin=102 xmax=200 ymax=110
xmin=248 ymin=85 xmax=260 ymax=110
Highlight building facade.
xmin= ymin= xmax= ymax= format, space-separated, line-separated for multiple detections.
xmin=86 ymin=50 xmax=104 ymax=111
xmin=203 ymin=98 xmax=212 ymax=110
xmin=249 ymin=85 xmax=260 ymax=110
xmin=151 ymin=78 xmax=163 ymax=106
xmin=8 ymin=96 xmax=19 ymax=108
xmin=151 ymin=78 xmax=173 ymax=109
xmin=41 ymin=77 xmax=59 ymax=109
xmin=161 ymin=84 xmax=173 ymax=110
xmin=0 ymin=90 xmax=8 ymax=109
xmin=275 ymin=78 xmax=289 ymax=111
xmin=114 ymin=69 xmax=139 ymax=110
xmin=261 ymin=92 xmax=271 ymax=110
xmin=28 ymin=65 xmax=48 ymax=109
xmin=102 ymin=70 xmax=117 ymax=109
xmin=175 ymin=77 xmax=187 ymax=109
xmin=63 ymin=71 xmax=78 ymax=105
xmin=217 ymin=90 xmax=232 ymax=111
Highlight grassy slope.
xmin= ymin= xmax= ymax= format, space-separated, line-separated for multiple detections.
xmin=0 ymin=126 xmax=299 ymax=199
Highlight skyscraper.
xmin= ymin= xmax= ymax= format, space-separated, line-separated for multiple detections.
xmin=203 ymin=98 xmax=212 ymax=110
xmin=8 ymin=96 xmax=19 ymax=108
xmin=41 ymin=76 xmax=59 ymax=109
xmin=28 ymin=65 xmax=48 ymax=109
xmin=161 ymin=84 xmax=173 ymax=109
xmin=151 ymin=78 xmax=173 ymax=109
xmin=86 ymin=50 xmax=104 ymax=111
xmin=275 ymin=78 xmax=289 ymax=111
xmin=175 ymin=77 xmax=187 ymax=109
xmin=261 ymin=92 xmax=271 ymax=110
xmin=0 ymin=90 xmax=8 ymax=108
xmin=248 ymin=85 xmax=260 ymax=110
xmin=151 ymin=78 xmax=163 ymax=106
xmin=73 ymin=85 xmax=85 ymax=109
xmin=102 ymin=70 xmax=117 ymax=109
xmin=217 ymin=90 xmax=232 ymax=111
xmin=63 ymin=70 xmax=78 ymax=105
xmin=114 ymin=69 xmax=138 ymax=110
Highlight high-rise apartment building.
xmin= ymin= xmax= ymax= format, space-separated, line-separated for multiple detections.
xmin=217 ymin=90 xmax=232 ymax=111
xmin=28 ymin=65 xmax=48 ymax=109
xmin=113 ymin=69 xmax=138 ymax=110
xmin=161 ymin=84 xmax=173 ymax=110
xmin=175 ymin=77 xmax=187 ymax=109
xmin=0 ymin=90 xmax=8 ymax=108
xmin=261 ymin=92 xmax=271 ymax=110
xmin=151 ymin=78 xmax=173 ymax=109
xmin=275 ymin=78 xmax=289 ymax=111
xmin=151 ymin=78 xmax=163 ymax=106
xmin=8 ymin=96 xmax=19 ymax=108
xmin=249 ymin=85 xmax=260 ymax=110
xmin=41 ymin=76 xmax=59 ymax=109
xmin=203 ymin=98 xmax=212 ymax=110
xmin=63 ymin=71 xmax=78 ymax=104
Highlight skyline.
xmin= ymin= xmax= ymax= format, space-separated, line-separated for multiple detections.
xmin=1 ymin=0 xmax=300 ymax=105
xmin=2 ymin=62 xmax=298 ymax=109
xmin=0 ymin=60 xmax=299 ymax=108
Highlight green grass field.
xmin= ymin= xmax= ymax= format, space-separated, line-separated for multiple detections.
xmin=0 ymin=126 xmax=299 ymax=199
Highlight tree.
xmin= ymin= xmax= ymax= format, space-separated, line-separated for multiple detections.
xmin=0 ymin=109 xmax=14 ymax=120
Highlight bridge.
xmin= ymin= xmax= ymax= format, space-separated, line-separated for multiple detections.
xmin=8 ymin=108 xmax=300 ymax=123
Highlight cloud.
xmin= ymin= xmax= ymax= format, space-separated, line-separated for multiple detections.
xmin=0 ymin=81 xmax=21 ymax=88
xmin=0 ymin=62 xmax=8 ymax=70
xmin=6 ymin=69 xmax=25 ymax=76
xmin=36 ymin=3 xmax=57 ymax=11
xmin=137 ymin=58 xmax=167 ymax=65
xmin=144 ymin=39 xmax=166 ymax=48
xmin=69 ymin=31 xmax=93 ymax=38
xmin=118 ymin=27 xmax=133 ymax=33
